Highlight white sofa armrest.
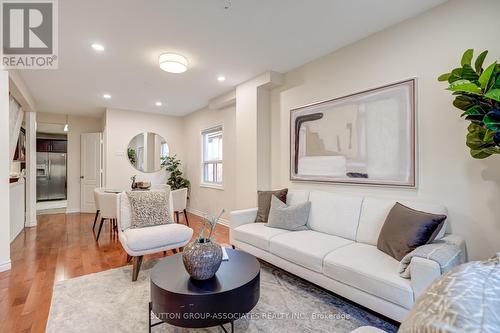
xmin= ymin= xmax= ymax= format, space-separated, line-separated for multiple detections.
xmin=410 ymin=256 xmax=441 ymax=300
xmin=442 ymin=234 xmax=468 ymax=262
xmin=410 ymin=234 xmax=467 ymax=300
xmin=230 ymin=208 xmax=258 ymax=230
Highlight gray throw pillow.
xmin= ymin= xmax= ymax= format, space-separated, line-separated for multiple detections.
xmin=255 ymin=188 xmax=288 ymax=222
xmin=266 ymin=195 xmax=310 ymax=231
xmin=377 ymin=202 xmax=447 ymax=261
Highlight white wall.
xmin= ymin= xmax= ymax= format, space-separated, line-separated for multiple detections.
xmin=10 ymin=180 xmax=25 ymax=241
xmin=37 ymin=112 xmax=103 ymax=212
xmin=103 ymin=108 xmax=184 ymax=190
xmin=269 ymin=0 xmax=500 ymax=260
xmin=183 ymin=105 xmax=236 ymax=220
xmin=0 ymin=71 xmax=11 ymax=272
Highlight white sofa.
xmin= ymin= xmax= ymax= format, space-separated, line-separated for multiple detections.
xmin=229 ymin=190 xmax=466 ymax=322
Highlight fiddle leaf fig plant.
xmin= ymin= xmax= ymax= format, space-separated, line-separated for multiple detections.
xmin=161 ymin=154 xmax=190 ymax=190
xmin=438 ymin=49 xmax=500 ymax=159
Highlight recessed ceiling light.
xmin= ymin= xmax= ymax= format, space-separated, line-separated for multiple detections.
xmin=155 ymin=101 xmax=163 ymax=107
xmin=217 ymin=75 xmax=226 ymax=82
xmin=159 ymin=53 xmax=188 ymax=73
xmin=91 ymin=43 xmax=105 ymax=51
xmin=103 ymin=93 xmax=111 ymax=99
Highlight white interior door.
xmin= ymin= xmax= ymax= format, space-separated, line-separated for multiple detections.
xmin=81 ymin=133 xmax=102 ymax=213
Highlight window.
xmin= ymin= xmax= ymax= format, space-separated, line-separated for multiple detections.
xmin=202 ymin=126 xmax=223 ymax=186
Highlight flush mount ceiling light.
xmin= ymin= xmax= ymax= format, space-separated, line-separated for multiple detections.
xmin=159 ymin=53 xmax=188 ymax=73
xmin=155 ymin=101 xmax=163 ymax=107
xmin=103 ymin=93 xmax=111 ymax=99
xmin=91 ymin=43 xmax=105 ymax=51
xmin=217 ymin=75 xmax=226 ymax=82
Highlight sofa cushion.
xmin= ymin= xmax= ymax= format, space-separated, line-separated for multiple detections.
xmin=123 ymin=223 xmax=193 ymax=252
xmin=270 ymin=230 xmax=353 ymax=273
xmin=233 ymin=223 xmax=289 ymax=251
xmin=307 ymin=191 xmax=363 ymax=240
xmin=357 ymin=197 xmax=448 ymax=246
xmin=323 ymin=243 xmax=414 ymax=309
xmin=286 ymin=189 xmax=309 ymax=206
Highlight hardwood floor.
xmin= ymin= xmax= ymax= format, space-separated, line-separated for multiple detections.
xmin=0 ymin=212 xmax=229 ymax=333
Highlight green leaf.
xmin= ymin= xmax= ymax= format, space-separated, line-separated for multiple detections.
xmin=452 ymin=95 xmax=475 ymax=111
xmin=484 ymin=129 xmax=496 ymax=142
xmin=449 ymin=68 xmax=464 ymax=83
xmin=438 ymin=73 xmax=450 ymax=82
xmin=448 ymin=79 xmax=482 ymax=95
xmin=461 ymin=49 xmax=474 ymax=66
xmin=482 ymin=146 xmax=500 ymax=155
xmin=461 ymin=105 xmax=484 ymax=117
xmin=484 ymin=109 xmax=500 ymax=131
xmin=470 ymin=149 xmax=491 ymax=159
xmin=461 ymin=64 xmax=480 ymax=81
xmin=493 ymin=74 xmax=500 ymax=90
xmin=485 ymin=88 xmax=500 ymax=102
xmin=475 ymin=50 xmax=488 ymax=73
xmin=479 ymin=62 xmax=497 ymax=89
xmin=447 ymin=65 xmax=479 ymax=83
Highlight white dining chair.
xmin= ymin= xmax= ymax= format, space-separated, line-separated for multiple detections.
xmin=171 ymin=187 xmax=189 ymax=226
xmin=92 ymin=188 xmax=103 ymax=231
xmin=95 ymin=190 xmax=118 ymax=241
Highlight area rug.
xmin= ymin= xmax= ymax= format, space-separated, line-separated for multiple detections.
xmin=46 ymin=260 xmax=398 ymax=333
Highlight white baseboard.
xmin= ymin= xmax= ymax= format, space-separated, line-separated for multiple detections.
xmin=25 ymin=218 xmax=37 ymax=227
xmin=65 ymin=208 xmax=81 ymax=214
xmin=0 ymin=260 xmax=11 ymax=272
xmin=187 ymin=208 xmax=230 ymax=227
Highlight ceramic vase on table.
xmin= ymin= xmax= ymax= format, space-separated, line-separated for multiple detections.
xmin=182 ymin=238 xmax=223 ymax=280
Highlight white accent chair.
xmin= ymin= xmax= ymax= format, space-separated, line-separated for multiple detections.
xmin=171 ymin=187 xmax=189 ymax=226
xmin=94 ymin=188 xmax=118 ymax=241
xmin=117 ymin=188 xmax=193 ymax=281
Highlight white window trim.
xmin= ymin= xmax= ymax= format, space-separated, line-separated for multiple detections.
xmin=201 ymin=124 xmax=224 ymax=189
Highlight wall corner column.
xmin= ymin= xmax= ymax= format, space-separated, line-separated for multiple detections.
xmin=1 ymin=71 xmax=11 ymax=272
xmin=25 ymin=111 xmax=37 ymax=227
xmin=234 ymin=71 xmax=283 ymax=209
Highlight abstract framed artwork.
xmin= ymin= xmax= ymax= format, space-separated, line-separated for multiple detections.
xmin=290 ymin=78 xmax=416 ymax=187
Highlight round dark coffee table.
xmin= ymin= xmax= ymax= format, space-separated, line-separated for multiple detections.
xmin=149 ymin=248 xmax=260 ymax=332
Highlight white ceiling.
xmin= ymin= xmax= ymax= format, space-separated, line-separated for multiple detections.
xmin=18 ymin=0 xmax=446 ymax=117
xmin=37 ymin=123 xmax=67 ymax=135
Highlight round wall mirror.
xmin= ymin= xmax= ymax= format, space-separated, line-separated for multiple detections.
xmin=127 ymin=132 xmax=169 ymax=173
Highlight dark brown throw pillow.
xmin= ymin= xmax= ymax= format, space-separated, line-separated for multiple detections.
xmin=255 ymin=189 xmax=288 ymax=222
xmin=377 ymin=202 xmax=447 ymax=261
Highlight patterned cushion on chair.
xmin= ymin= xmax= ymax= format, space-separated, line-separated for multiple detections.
xmin=399 ymin=256 xmax=500 ymax=333
xmin=126 ymin=190 xmax=174 ymax=228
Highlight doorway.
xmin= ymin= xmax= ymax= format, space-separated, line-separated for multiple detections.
xmin=36 ymin=123 xmax=67 ymax=214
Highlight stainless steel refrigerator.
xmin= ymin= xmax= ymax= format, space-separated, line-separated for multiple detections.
xmin=36 ymin=151 xmax=67 ymax=201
